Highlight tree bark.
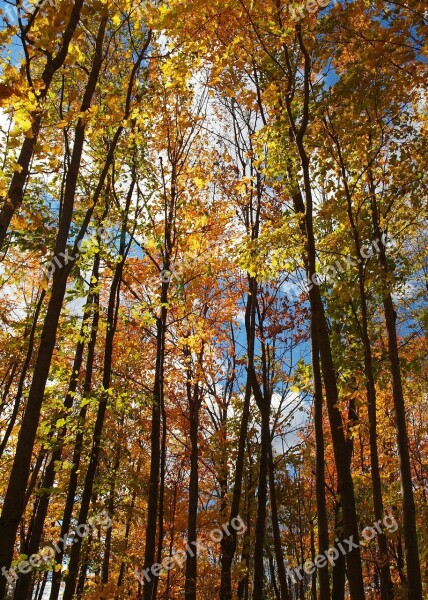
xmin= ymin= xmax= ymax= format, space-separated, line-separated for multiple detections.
xmin=329 ymin=130 xmax=393 ymax=599
xmin=281 ymin=25 xmax=365 ymax=599
xmin=368 ymin=174 xmax=422 ymax=599
xmin=12 ymin=260 xmax=99 ymax=600
xmin=62 ymin=175 xmax=134 ymax=600
xmin=184 ymin=358 xmax=202 ymax=600
xmin=0 ymin=15 xmax=107 ymax=592
xmin=0 ymin=291 xmax=45 ymax=459
xmin=268 ymin=441 xmax=290 ymax=600
xmin=47 ymin=243 xmax=101 ymax=599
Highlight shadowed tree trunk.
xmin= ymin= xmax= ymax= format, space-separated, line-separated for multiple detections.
xmin=0 ymin=16 xmax=108 ymax=593
xmin=280 ymin=26 xmax=365 ymax=599
xmin=268 ymin=440 xmax=290 ymax=600
xmin=368 ymin=172 xmax=422 ymax=599
xmin=184 ymin=339 xmax=205 ymax=600
xmin=62 ymin=175 xmax=135 ymax=600
xmin=12 ymin=256 xmax=100 ymax=600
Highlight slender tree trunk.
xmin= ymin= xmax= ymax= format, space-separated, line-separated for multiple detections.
xmin=165 ymin=467 xmax=180 ymax=600
xmin=143 ymin=157 xmax=176 ymax=600
xmin=153 ymin=376 xmax=167 ymax=599
xmin=142 ymin=280 xmax=169 ymax=600
xmin=0 ymin=16 xmax=107 ymax=591
xmin=310 ymin=523 xmax=317 ymax=600
xmin=48 ymin=252 xmax=101 ymax=600
xmin=268 ymin=441 xmax=290 ymax=600
xmin=269 ymin=553 xmax=280 ymax=600
xmin=184 ymin=374 xmax=201 ymax=600
xmin=62 ymin=176 xmax=134 ymax=600
xmin=220 ymin=278 xmax=257 ymax=600
xmin=101 ymin=422 xmax=122 ymax=585
xmin=282 ymin=26 xmax=364 ymax=598
xmin=116 ymin=460 xmax=141 ymax=597
xmin=368 ymin=176 xmax=422 ymax=599
xmin=13 ymin=257 xmax=100 ymax=600
xmin=238 ymin=444 xmax=254 ymax=600
xmin=311 ymin=307 xmax=330 ymax=600
xmin=75 ymin=531 xmax=93 ymax=598
xmin=329 ymin=131 xmax=393 ymax=600
xmin=252 ymin=393 xmax=270 ymax=600
xmin=0 ymin=363 xmax=17 ymax=419
xmin=36 ymin=571 xmax=47 ymax=600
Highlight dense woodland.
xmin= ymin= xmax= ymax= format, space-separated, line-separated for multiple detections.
xmin=0 ymin=0 xmax=427 ymax=599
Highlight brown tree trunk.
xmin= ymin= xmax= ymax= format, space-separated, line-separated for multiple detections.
xmin=268 ymin=441 xmax=290 ymax=600
xmin=101 ymin=421 xmax=122 ymax=585
xmin=220 ymin=278 xmax=256 ymax=600
xmin=142 ymin=158 xmax=175 ymax=600
xmin=49 ymin=252 xmax=101 ymax=600
xmin=184 ymin=355 xmax=203 ymax=600
xmin=311 ymin=307 xmax=330 ymax=600
xmin=116 ymin=459 xmax=141 ymax=596
xmin=62 ymin=176 xmax=134 ymax=600
xmin=0 ymin=16 xmax=107 ymax=592
xmin=368 ymin=175 xmax=422 ymax=599
xmin=281 ymin=26 xmax=364 ymax=599
xmin=251 ymin=343 xmax=271 ymax=600
xmin=12 ymin=260 xmax=99 ymax=600
xmin=330 ymin=131 xmax=393 ymax=599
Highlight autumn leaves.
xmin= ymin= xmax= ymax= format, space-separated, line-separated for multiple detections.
xmin=0 ymin=1 xmax=427 ymax=600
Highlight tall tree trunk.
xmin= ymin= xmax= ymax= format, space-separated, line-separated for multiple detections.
xmin=153 ymin=375 xmax=167 ymax=599
xmin=101 ymin=419 xmax=123 ymax=585
xmin=368 ymin=173 xmax=422 ymax=599
xmin=331 ymin=494 xmax=346 ymax=600
xmin=268 ymin=441 xmax=290 ymax=600
xmin=142 ymin=156 xmax=176 ymax=600
xmin=281 ymin=26 xmax=364 ymax=599
xmin=0 ymin=363 xmax=18 ymax=419
xmin=62 ymin=176 xmax=134 ymax=600
xmin=251 ymin=384 xmax=270 ymax=600
xmin=165 ymin=466 xmax=181 ymax=600
xmin=13 ymin=256 xmax=100 ymax=600
xmin=311 ymin=305 xmax=330 ymax=600
xmin=142 ymin=277 xmax=169 ymax=600
xmin=238 ymin=444 xmax=254 ymax=600
xmin=329 ymin=131 xmax=393 ymax=599
xmin=220 ymin=277 xmax=257 ymax=600
xmin=116 ymin=459 xmax=141 ymax=597
xmin=184 ymin=370 xmax=201 ymax=600
xmin=48 ymin=252 xmax=101 ymax=600
xmin=0 ymin=16 xmax=107 ymax=592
